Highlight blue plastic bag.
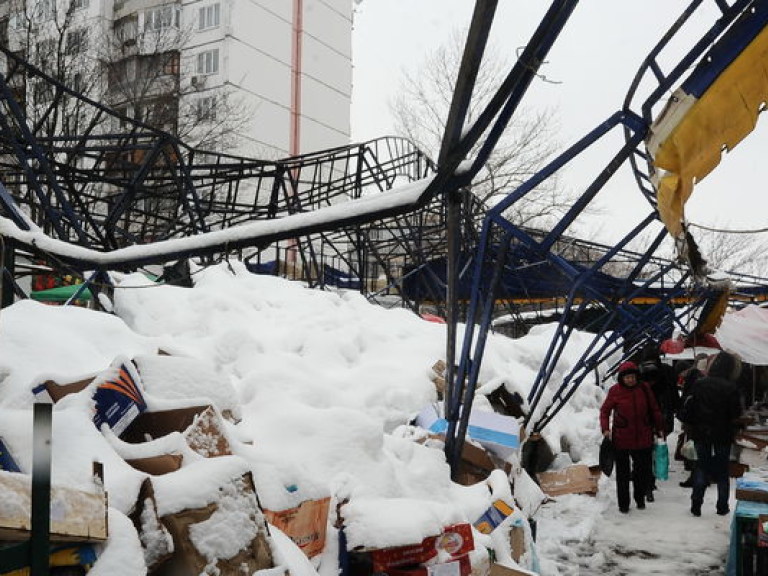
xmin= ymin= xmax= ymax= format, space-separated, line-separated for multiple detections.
xmin=653 ymin=438 xmax=669 ymax=480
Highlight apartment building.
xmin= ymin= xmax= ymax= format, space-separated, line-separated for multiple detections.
xmin=1 ymin=0 xmax=353 ymax=159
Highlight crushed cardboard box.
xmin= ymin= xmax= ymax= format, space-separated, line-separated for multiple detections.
xmin=126 ymin=453 xmax=184 ymax=476
xmin=342 ymin=523 xmax=476 ymax=576
xmin=32 ymin=360 xmax=147 ymax=437
xmin=264 ymin=496 xmax=331 ymax=559
xmin=536 ymin=464 xmax=600 ymax=497
xmin=121 ymin=405 xmax=232 ymax=458
xmin=0 ymin=470 xmax=107 ymax=543
xmin=32 ymin=375 xmax=94 ymax=403
xmin=157 ymin=471 xmax=274 ymax=576
xmin=129 ymin=477 xmax=174 ymax=572
xmin=509 ymin=521 xmax=526 ymax=564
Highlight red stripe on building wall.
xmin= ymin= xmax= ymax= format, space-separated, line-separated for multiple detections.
xmin=290 ymin=0 xmax=303 ymax=157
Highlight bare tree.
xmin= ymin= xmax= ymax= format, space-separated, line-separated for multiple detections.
xmin=390 ymin=30 xmax=572 ymax=228
xmin=2 ymin=0 xmax=249 ymax=151
xmin=102 ymin=6 xmax=250 ymax=151
xmin=688 ymin=223 xmax=768 ymax=277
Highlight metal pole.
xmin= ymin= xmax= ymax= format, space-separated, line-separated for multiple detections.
xmin=437 ymin=0 xmax=498 ymax=473
xmin=1 ymin=237 xmax=14 ymax=309
xmin=30 ymin=402 xmax=53 ymax=576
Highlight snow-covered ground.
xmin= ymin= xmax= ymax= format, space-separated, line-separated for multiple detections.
xmin=0 ymin=263 xmax=736 ymax=574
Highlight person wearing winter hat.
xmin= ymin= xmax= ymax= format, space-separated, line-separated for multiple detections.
xmin=600 ymin=361 xmax=665 ymax=513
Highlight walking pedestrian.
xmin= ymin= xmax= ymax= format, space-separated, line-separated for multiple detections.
xmin=683 ymin=351 xmax=744 ymax=517
xmin=600 ymin=361 xmax=665 ymax=513
xmin=675 ymin=357 xmax=706 ymax=488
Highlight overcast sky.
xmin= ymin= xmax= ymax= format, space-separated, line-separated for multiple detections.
xmin=350 ymin=1 xmax=768 ymax=241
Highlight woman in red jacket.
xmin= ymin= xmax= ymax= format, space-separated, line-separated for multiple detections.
xmin=600 ymin=361 xmax=664 ymax=513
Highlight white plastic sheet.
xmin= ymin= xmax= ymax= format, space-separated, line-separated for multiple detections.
xmin=715 ymin=305 xmax=768 ymax=365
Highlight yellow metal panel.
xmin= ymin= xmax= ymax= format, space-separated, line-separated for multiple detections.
xmin=653 ymin=25 xmax=768 ymax=237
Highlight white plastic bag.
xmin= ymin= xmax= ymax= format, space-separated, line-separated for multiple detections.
xmin=681 ymin=439 xmax=697 ymax=461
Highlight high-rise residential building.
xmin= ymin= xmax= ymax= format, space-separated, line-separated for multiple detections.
xmin=1 ymin=0 xmax=353 ymax=159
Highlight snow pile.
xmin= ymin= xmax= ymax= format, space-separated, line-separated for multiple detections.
xmin=0 ymin=262 xmax=608 ymax=574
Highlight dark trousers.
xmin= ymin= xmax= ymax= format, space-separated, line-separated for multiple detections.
xmin=692 ymin=439 xmax=730 ymax=512
xmin=614 ymin=447 xmax=653 ymax=510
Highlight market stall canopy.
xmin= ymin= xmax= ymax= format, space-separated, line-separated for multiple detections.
xmin=30 ymin=284 xmax=93 ymax=303
xmin=715 ymin=304 xmax=768 ymax=365
xmin=647 ymin=4 xmax=768 ymax=239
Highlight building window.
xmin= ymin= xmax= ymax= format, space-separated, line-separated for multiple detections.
xmin=196 ymin=48 xmax=219 ymax=75
xmin=37 ymin=0 xmax=54 ymax=20
xmin=163 ymin=52 xmax=180 ymax=75
xmin=196 ymin=96 xmax=217 ymax=121
xmin=70 ymin=72 xmax=85 ymax=92
xmin=198 ymin=3 xmax=220 ymax=30
xmin=71 ymin=0 xmax=90 ymax=10
xmin=145 ymin=5 xmax=180 ymax=32
xmin=66 ymin=29 xmax=88 ymax=54
xmin=9 ymin=11 xmax=26 ymax=30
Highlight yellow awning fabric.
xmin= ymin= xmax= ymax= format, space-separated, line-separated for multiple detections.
xmin=653 ymin=24 xmax=768 ymax=238
xmin=695 ymin=286 xmax=731 ymax=336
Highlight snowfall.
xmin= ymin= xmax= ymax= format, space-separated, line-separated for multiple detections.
xmin=0 ymin=262 xmax=746 ymax=575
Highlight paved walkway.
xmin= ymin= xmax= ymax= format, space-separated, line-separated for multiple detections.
xmin=534 ymin=438 xmax=733 ymax=575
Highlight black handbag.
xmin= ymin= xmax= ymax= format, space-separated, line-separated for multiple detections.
xmin=599 ymin=436 xmax=615 ymax=477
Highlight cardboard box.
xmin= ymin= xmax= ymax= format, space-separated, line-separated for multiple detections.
xmin=121 ymin=405 xmax=232 ymax=458
xmin=730 ymin=461 xmax=749 ymax=478
xmin=92 ymin=362 xmax=147 ymax=436
xmin=736 ymin=478 xmax=768 ymax=504
xmin=0 ymin=470 xmax=107 ymax=543
xmin=264 ymin=497 xmax=331 ymax=559
xmin=473 ymin=500 xmax=514 ymax=534
xmin=129 ymin=477 xmax=174 ymax=572
xmin=536 ymin=464 xmax=600 ymax=497
xmin=369 ymin=524 xmax=474 ymax=576
xmin=419 ymin=434 xmax=496 ymax=486
xmin=416 ymin=405 xmax=520 ymax=460
xmin=509 ymin=520 xmax=526 ymax=563
xmin=157 ymin=472 xmax=274 ymax=576
xmin=736 ymin=434 xmax=768 ymax=452
xmin=125 ymin=454 xmax=183 ymax=476
xmin=32 ymin=376 xmax=93 ymax=403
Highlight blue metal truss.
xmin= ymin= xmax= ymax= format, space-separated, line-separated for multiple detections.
xmin=444 ymin=0 xmax=764 ymax=471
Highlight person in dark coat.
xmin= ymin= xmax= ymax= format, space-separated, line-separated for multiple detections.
xmin=600 ymin=361 xmax=665 ymax=513
xmin=639 ymin=358 xmax=680 ymax=500
xmin=640 ymin=359 xmax=680 ymax=438
xmin=684 ymin=351 xmax=744 ymax=517
xmin=674 ymin=360 xmax=705 ymax=488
